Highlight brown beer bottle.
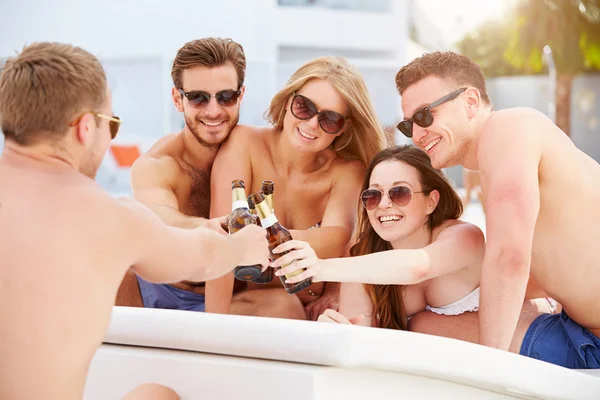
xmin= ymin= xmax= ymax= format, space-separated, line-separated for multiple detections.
xmin=228 ymin=180 xmax=263 ymax=281
xmin=247 ymin=195 xmax=260 ymax=223
xmin=247 ymin=194 xmax=273 ymax=284
xmin=248 ymin=193 xmax=312 ymax=295
xmin=261 ymin=180 xmax=275 ymax=213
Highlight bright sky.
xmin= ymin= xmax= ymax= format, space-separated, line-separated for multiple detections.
xmin=417 ymin=0 xmax=512 ymax=45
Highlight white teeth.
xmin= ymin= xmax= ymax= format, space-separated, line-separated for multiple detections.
xmin=378 ymin=215 xmax=401 ymax=223
xmin=298 ymin=128 xmax=317 ymax=140
xmin=425 ymin=138 xmax=441 ymax=151
xmin=202 ymin=121 xmax=224 ymax=127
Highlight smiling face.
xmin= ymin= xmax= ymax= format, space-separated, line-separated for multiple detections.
xmin=365 ymin=160 xmax=439 ymax=246
xmin=173 ymin=63 xmax=243 ymax=149
xmin=282 ymin=78 xmax=350 ymax=153
xmin=400 ymin=76 xmax=472 ymax=169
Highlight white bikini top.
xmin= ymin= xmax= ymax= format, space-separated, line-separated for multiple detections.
xmin=425 ymin=287 xmax=480 ymax=316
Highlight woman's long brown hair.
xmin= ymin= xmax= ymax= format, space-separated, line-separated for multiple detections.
xmin=350 ymin=145 xmax=463 ymax=330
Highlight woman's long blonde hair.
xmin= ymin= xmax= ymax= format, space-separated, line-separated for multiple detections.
xmin=265 ymin=56 xmax=388 ymax=167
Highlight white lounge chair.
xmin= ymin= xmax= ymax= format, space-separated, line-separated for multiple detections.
xmin=84 ymin=306 xmax=600 ymax=400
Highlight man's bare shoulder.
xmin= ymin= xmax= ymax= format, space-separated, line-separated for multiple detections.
xmin=478 ymin=108 xmax=548 ymax=167
xmin=144 ymin=132 xmax=181 ymax=157
xmin=131 ymin=134 xmax=183 ymax=186
xmin=480 ymin=107 xmax=565 ymax=145
xmin=481 ymin=107 xmax=553 ymax=144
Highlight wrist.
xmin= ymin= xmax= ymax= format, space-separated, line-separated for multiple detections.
xmin=314 ymin=258 xmax=332 ymax=282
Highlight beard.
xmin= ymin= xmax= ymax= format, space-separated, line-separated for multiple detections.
xmin=184 ymin=110 xmax=239 ymax=151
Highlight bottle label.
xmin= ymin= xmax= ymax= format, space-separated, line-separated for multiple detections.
xmin=279 ymin=260 xmax=305 ymax=280
xmin=232 ymin=200 xmax=249 ymax=212
xmin=259 ymin=213 xmax=278 ymax=229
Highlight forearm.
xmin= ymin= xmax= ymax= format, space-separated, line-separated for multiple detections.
xmin=177 ymin=228 xmax=236 ymax=282
xmin=205 ymin=273 xmax=235 ymax=314
xmin=133 ymin=225 xmax=234 ymax=284
xmin=479 ymin=254 xmax=530 ymax=350
xmin=316 ymin=249 xmax=429 ymax=284
xmin=153 ymin=205 xmax=206 ymax=229
xmin=290 ymin=227 xmax=349 ymax=259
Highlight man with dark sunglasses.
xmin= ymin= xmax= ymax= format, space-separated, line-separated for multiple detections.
xmin=116 ymin=37 xmax=252 ymax=313
xmin=0 ymin=42 xmax=270 ymax=400
xmin=395 ymin=51 xmax=600 ymax=369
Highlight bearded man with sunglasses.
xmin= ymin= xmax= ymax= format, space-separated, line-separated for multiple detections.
xmin=395 ymin=51 xmax=600 ymax=369
xmin=0 ymin=42 xmax=270 ymax=400
xmin=115 ymin=37 xmax=254 ymax=312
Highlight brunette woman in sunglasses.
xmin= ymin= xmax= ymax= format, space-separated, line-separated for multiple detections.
xmin=270 ymin=146 xmax=551 ymax=346
xmin=209 ymin=56 xmax=388 ymax=320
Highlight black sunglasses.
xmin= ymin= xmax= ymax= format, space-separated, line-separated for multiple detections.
xmin=397 ymin=87 xmax=467 ymax=138
xmin=360 ymin=185 xmax=426 ymax=211
xmin=290 ymin=92 xmax=348 ymax=134
xmin=179 ymin=89 xmax=241 ymax=108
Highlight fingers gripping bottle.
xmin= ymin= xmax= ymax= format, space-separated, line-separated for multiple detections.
xmin=248 ymin=193 xmax=312 ymax=295
xmin=228 ymin=179 xmax=262 ymax=281
xmin=247 ymin=193 xmax=274 ymax=284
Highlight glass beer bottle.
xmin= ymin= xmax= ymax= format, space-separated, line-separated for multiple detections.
xmin=246 ymin=194 xmax=273 ymax=284
xmin=261 ymin=180 xmax=275 ymax=213
xmin=228 ymin=179 xmax=263 ymax=281
xmin=248 ymin=193 xmax=312 ymax=295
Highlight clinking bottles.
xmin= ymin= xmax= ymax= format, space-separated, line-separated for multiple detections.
xmin=248 ymin=193 xmax=312 ymax=295
xmin=261 ymin=180 xmax=274 ymax=213
xmin=247 ymin=180 xmax=277 ymax=284
xmin=247 ymin=194 xmax=273 ymax=284
xmin=228 ymin=179 xmax=263 ymax=281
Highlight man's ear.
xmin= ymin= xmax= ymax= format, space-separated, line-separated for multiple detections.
xmin=75 ymin=114 xmax=94 ymax=145
xmin=464 ymin=87 xmax=481 ymax=119
xmin=172 ymin=87 xmax=184 ymax=112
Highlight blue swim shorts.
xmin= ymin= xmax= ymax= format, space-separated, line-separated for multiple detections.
xmin=520 ymin=310 xmax=600 ymax=369
xmin=136 ymin=275 xmax=205 ymax=312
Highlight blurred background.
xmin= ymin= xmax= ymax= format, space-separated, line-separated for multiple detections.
xmin=1 ymin=0 xmax=599 ymax=230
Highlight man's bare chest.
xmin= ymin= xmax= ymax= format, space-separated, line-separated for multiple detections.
xmin=177 ymin=168 xmax=211 ymax=218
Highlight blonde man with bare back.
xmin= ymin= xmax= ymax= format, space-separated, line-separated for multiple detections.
xmin=0 ymin=42 xmax=270 ymax=400
xmin=395 ymin=51 xmax=600 ymax=369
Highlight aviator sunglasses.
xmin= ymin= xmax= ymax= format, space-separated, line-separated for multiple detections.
xmin=290 ymin=92 xmax=348 ymax=134
xmin=397 ymin=87 xmax=467 ymax=138
xmin=69 ymin=112 xmax=121 ymax=139
xmin=179 ymin=88 xmax=242 ymax=108
xmin=360 ymin=185 xmax=426 ymax=211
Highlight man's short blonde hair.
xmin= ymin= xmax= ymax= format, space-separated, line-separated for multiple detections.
xmin=0 ymin=42 xmax=107 ymax=145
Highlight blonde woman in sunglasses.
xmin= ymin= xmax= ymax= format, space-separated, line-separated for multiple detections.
xmin=271 ymin=146 xmax=552 ymax=351
xmin=208 ymin=56 xmax=388 ymax=320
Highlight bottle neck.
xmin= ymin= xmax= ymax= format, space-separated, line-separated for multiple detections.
xmin=232 ymin=188 xmax=249 ymax=211
xmin=255 ymin=200 xmax=277 ymax=228
xmin=264 ymin=193 xmax=274 ymax=212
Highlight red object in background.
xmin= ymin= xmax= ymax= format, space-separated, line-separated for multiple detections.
xmin=110 ymin=144 xmax=141 ymax=168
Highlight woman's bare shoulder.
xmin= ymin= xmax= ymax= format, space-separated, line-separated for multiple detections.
xmin=435 ymin=219 xmax=485 ymax=248
xmin=330 ymin=156 xmax=366 ymax=182
xmin=223 ymin=124 xmax=274 ymax=148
